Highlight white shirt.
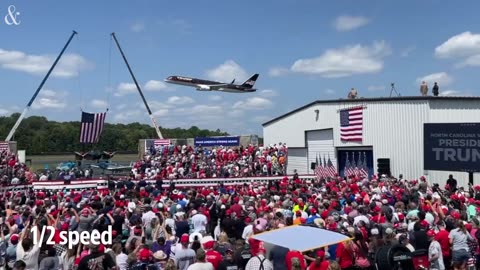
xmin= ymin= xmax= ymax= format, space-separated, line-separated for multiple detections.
xmin=16 ymin=241 xmax=41 ymax=270
xmin=242 ymin=224 xmax=253 ymax=240
xmin=191 ymin=214 xmax=207 ymax=233
xmin=142 ymin=211 xmax=156 ymax=225
xmin=187 ymin=262 xmax=214 ymax=270
xmin=116 ymin=252 xmax=128 ymax=270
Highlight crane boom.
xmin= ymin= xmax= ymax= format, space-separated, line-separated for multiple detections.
xmin=6 ymin=30 xmax=78 ymax=141
xmin=110 ymin=32 xmax=164 ymax=139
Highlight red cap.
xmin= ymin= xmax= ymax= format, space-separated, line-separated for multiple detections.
xmin=10 ymin=234 xmax=19 ymax=244
xmin=180 ymin=233 xmax=189 ymax=243
xmin=316 ymin=250 xmax=325 ymax=258
xmin=139 ymin=248 xmax=150 ymax=261
xmin=426 ymin=230 xmax=436 ymax=237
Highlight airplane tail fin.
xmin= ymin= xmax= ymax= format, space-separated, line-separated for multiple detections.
xmin=241 ymin=74 xmax=259 ymax=89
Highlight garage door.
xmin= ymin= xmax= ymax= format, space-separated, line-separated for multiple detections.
xmin=307 ymin=129 xmax=336 ymax=174
xmin=286 ymin=148 xmax=308 ymax=175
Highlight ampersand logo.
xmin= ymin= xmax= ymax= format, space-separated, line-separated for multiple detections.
xmin=5 ymin=5 xmax=21 ymax=26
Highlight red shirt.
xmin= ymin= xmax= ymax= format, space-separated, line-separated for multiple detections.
xmin=285 ymin=250 xmax=307 ymax=270
xmin=309 ymin=261 xmax=329 ymax=270
xmin=205 ymin=249 xmax=222 ymax=269
xmin=336 ymin=242 xmax=354 ymax=269
xmin=435 ymin=229 xmax=451 ymax=257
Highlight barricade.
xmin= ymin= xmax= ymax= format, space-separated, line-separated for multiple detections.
xmin=24 ymin=175 xmax=316 ymax=192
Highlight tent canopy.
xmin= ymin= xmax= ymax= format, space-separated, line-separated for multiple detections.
xmin=251 ymin=225 xmax=350 ymax=252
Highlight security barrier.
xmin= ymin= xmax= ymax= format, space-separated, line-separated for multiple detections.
xmin=24 ymin=175 xmax=316 ymax=192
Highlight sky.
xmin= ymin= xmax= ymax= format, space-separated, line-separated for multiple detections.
xmin=0 ymin=1 xmax=479 ymax=136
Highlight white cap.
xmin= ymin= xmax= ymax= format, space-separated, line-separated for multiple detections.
xmin=127 ymin=202 xmax=136 ymax=213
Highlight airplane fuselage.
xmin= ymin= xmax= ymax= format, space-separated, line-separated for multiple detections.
xmin=165 ymin=76 xmax=256 ymax=93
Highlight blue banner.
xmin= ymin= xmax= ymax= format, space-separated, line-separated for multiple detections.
xmin=194 ymin=136 xmax=240 ymax=147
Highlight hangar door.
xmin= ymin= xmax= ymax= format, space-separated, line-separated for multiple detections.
xmin=286 ymin=148 xmax=308 ymax=175
xmin=307 ymin=129 xmax=336 ymax=174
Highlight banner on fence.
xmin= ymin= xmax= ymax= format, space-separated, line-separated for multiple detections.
xmin=194 ymin=136 xmax=240 ymax=147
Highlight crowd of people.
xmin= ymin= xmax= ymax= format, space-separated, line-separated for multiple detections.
xmin=132 ymin=144 xmax=288 ymax=180
xmin=1 ymin=147 xmax=480 ymax=270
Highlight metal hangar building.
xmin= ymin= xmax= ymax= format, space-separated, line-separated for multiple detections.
xmin=262 ymin=96 xmax=480 ymax=187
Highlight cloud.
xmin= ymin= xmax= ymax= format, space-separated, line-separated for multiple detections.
xmin=114 ymin=83 xmax=137 ymax=96
xmin=153 ymin=109 xmax=169 ymax=117
xmin=32 ymin=89 xmax=67 ymax=109
xmin=367 ymin=85 xmax=385 ymax=91
xmin=251 ymin=116 xmax=271 ymax=123
xmin=208 ymin=95 xmax=222 ymax=101
xmin=91 ymin=99 xmax=108 ymax=109
xmin=435 ymin=32 xmax=480 ymax=67
xmin=206 ymin=60 xmax=248 ymax=82
xmin=268 ymin=67 xmax=289 ymax=77
xmin=167 ymin=96 xmax=194 ymax=105
xmin=0 ymin=108 xmax=9 ymax=115
xmin=333 ymin=15 xmax=370 ymax=32
xmin=291 ymin=41 xmax=390 ymax=78
xmin=439 ymin=90 xmax=472 ymax=96
xmin=400 ymin=46 xmax=415 ymax=57
xmin=259 ymin=89 xmax=278 ymax=97
xmin=130 ymin=22 xmax=145 ymax=33
xmin=416 ymin=72 xmax=453 ymax=87
xmin=324 ymin=89 xmax=335 ymax=95
xmin=435 ymin=32 xmax=480 ymax=58
xmin=144 ymin=80 xmax=170 ymax=91
xmin=232 ymin=97 xmax=272 ymax=110
xmin=113 ymin=109 xmax=142 ymax=122
xmin=0 ymin=49 xmax=91 ymax=78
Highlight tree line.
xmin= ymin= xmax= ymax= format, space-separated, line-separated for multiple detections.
xmin=0 ymin=113 xmax=229 ymax=154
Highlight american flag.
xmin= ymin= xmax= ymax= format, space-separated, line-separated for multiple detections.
xmin=351 ymin=153 xmax=359 ymax=176
xmin=0 ymin=141 xmax=9 ymax=152
xmin=344 ymin=153 xmax=353 ymax=177
xmin=359 ymin=152 xmax=368 ymax=178
xmin=326 ymin=155 xmax=337 ymax=177
xmin=154 ymin=139 xmax=171 ymax=146
xmin=340 ymin=107 xmax=363 ymax=141
xmin=314 ymin=154 xmax=324 ymax=180
xmin=79 ymin=111 xmax=106 ymax=143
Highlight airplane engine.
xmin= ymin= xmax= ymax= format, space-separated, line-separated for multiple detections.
xmin=196 ymin=85 xmax=211 ymax=91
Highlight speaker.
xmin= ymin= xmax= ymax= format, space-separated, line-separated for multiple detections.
xmin=377 ymin=158 xmax=391 ymax=176
xmin=310 ymin=162 xmax=316 ymax=170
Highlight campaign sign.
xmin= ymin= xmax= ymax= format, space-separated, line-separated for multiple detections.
xmin=424 ymin=123 xmax=480 ymax=172
xmin=194 ymin=136 xmax=240 ymax=147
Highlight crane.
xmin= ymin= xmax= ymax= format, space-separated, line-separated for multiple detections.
xmin=111 ymin=32 xmax=164 ymax=139
xmin=5 ymin=30 xmax=78 ymax=141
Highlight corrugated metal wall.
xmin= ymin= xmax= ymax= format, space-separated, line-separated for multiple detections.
xmin=264 ymin=99 xmax=480 ymax=187
xmin=287 ymin=148 xmax=308 ymax=174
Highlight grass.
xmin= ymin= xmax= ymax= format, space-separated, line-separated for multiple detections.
xmin=27 ymin=154 xmax=139 ymax=171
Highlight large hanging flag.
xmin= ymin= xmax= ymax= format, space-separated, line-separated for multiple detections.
xmin=80 ymin=111 xmax=107 ymax=143
xmin=340 ymin=106 xmax=363 ymax=142
xmin=327 ymin=155 xmax=337 ymax=177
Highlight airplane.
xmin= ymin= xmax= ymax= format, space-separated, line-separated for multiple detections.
xmin=90 ymin=161 xmax=132 ymax=171
xmin=164 ymin=74 xmax=259 ymax=93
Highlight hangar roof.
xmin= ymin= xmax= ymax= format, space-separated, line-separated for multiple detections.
xmin=262 ymin=96 xmax=480 ymax=126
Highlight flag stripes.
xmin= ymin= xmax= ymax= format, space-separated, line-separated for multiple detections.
xmin=80 ymin=112 xmax=107 ymax=144
xmin=314 ymin=153 xmax=337 ymax=180
xmin=340 ymin=107 xmax=364 ymax=141
xmin=0 ymin=142 xmax=9 ymax=152
xmin=154 ymin=139 xmax=171 ymax=146
xmin=343 ymin=151 xmax=369 ymax=178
